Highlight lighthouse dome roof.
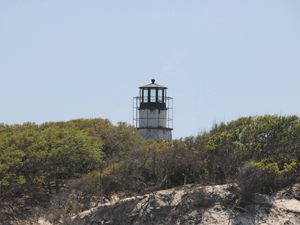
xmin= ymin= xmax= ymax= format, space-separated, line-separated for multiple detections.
xmin=139 ymin=79 xmax=168 ymax=89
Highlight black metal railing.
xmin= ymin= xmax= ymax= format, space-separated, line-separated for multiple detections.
xmin=133 ymin=96 xmax=173 ymax=129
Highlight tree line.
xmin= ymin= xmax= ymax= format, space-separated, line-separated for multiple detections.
xmin=1 ymin=115 xmax=300 ymax=223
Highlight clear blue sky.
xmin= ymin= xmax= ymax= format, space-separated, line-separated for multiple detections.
xmin=1 ymin=0 xmax=300 ymax=139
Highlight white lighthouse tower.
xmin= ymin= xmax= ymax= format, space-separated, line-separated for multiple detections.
xmin=133 ymin=79 xmax=173 ymax=142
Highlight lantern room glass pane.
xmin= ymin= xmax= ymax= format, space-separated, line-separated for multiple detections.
xmin=140 ymin=89 xmax=142 ymax=102
xmin=158 ymin=89 xmax=163 ymax=103
xmin=150 ymin=89 xmax=156 ymax=102
xmin=143 ymin=89 xmax=148 ymax=102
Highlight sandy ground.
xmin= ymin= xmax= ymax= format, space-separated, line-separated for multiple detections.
xmin=67 ymin=184 xmax=300 ymax=225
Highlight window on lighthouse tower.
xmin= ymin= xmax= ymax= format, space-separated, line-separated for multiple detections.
xmin=158 ymin=89 xmax=163 ymax=103
xmin=150 ymin=89 xmax=156 ymax=102
xmin=143 ymin=89 xmax=148 ymax=103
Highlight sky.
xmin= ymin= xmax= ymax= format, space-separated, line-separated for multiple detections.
xmin=1 ymin=0 xmax=300 ymax=139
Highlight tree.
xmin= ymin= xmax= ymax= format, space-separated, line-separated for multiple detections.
xmin=206 ymin=130 xmax=241 ymax=183
xmin=240 ymin=115 xmax=299 ymax=168
xmin=40 ymin=126 xmax=103 ymax=194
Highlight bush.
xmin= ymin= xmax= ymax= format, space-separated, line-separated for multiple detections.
xmin=237 ymin=162 xmax=278 ymax=201
xmin=237 ymin=163 xmax=260 ymax=201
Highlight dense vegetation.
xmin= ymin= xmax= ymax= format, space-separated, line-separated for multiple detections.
xmin=1 ymin=115 xmax=300 ymax=223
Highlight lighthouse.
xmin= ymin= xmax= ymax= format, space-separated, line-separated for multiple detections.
xmin=133 ymin=79 xmax=173 ymax=141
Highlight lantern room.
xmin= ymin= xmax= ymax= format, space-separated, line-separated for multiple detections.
xmin=139 ymin=79 xmax=167 ymax=110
